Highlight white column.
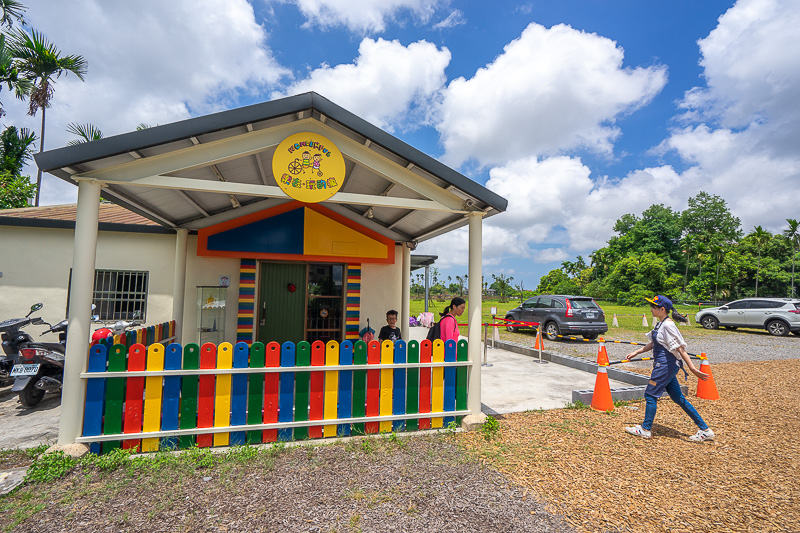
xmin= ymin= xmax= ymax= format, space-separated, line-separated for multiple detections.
xmin=465 ymin=211 xmax=485 ymax=424
xmin=58 ymin=179 xmax=101 ymax=445
xmin=172 ymin=228 xmax=189 ymax=344
xmin=401 ymin=243 xmax=411 ymax=341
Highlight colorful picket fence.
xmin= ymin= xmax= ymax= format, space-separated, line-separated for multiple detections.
xmin=79 ymin=339 xmax=471 ymax=454
xmin=108 ymin=320 xmax=176 ymax=349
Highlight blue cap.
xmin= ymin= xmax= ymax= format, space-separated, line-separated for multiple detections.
xmin=645 ymin=295 xmax=673 ymax=311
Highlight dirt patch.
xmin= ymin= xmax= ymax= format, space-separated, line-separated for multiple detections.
xmin=459 ymin=359 xmax=800 ymax=532
xmin=1 ymin=436 xmax=575 ymax=533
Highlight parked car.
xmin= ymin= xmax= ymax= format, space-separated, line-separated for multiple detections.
xmin=505 ymin=295 xmax=608 ymax=340
xmin=695 ymin=298 xmax=800 ymax=336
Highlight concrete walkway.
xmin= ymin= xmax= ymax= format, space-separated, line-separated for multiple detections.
xmin=478 ymin=346 xmax=628 ymax=415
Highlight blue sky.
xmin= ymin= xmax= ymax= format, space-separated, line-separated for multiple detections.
xmin=7 ymin=0 xmax=799 ymax=288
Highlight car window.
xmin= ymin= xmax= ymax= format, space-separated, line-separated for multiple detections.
xmin=521 ymin=298 xmax=538 ymax=309
xmin=570 ymin=299 xmax=599 ymax=309
xmin=537 ymin=298 xmax=554 ymax=308
xmin=749 ymin=300 xmax=784 ymax=309
xmin=726 ymin=301 xmax=749 ymax=310
xmin=552 ymin=299 xmax=565 ymax=309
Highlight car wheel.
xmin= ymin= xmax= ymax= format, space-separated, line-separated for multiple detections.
xmin=700 ymin=316 xmax=719 ymax=330
xmin=544 ymin=321 xmax=560 ymax=341
xmin=505 ymin=316 xmax=517 ymax=333
xmin=766 ymin=320 xmax=789 ymax=336
xmin=583 ymin=334 xmax=598 ymax=340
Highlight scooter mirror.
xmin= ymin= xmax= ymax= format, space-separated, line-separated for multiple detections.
xmin=91 ymin=304 xmax=97 ymax=311
xmin=133 ymin=310 xmax=142 ymax=319
xmin=91 ymin=315 xmax=100 ymax=321
xmin=26 ymin=303 xmax=44 ymax=317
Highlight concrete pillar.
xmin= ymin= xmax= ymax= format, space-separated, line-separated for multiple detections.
xmin=58 ymin=179 xmax=101 ymax=445
xmin=401 ymin=243 xmax=411 ymax=341
xmin=172 ymin=228 xmax=189 ymax=343
xmin=464 ymin=211 xmax=486 ymax=427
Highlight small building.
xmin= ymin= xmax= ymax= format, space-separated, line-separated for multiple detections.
xmin=10 ymin=92 xmax=506 ymax=444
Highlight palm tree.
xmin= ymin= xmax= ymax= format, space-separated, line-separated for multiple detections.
xmin=9 ymin=28 xmax=87 ymax=206
xmin=66 ymin=122 xmax=102 ymax=145
xmin=749 ymin=226 xmax=771 ymax=297
xmin=784 ymin=219 xmax=800 ymax=298
xmin=0 ymin=0 xmax=25 ymax=28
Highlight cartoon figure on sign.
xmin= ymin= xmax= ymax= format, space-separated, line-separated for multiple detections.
xmin=301 ymin=151 xmax=311 ymax=173
xmin=312 ymin=153 xmax=322 ymax=176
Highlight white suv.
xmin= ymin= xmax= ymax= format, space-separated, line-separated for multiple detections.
xmin=695 ymin=298 xmax=800 ymax=336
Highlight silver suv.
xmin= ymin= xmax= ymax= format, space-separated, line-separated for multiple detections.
xmin=695 ymin=298 xmax=800 ymax=336
xmin=505 ymin=295 xmax=607 ymax=340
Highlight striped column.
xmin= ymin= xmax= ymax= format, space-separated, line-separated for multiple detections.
xmin=237 ymin=259 xmax=256 ymax=344
xmin=345 ymin=265 xmax=361 ymax=340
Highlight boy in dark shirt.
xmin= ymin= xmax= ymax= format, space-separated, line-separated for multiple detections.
xmin=378 ymin=309 xmax=402 ymax=342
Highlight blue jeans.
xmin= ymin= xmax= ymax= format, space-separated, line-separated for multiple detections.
xmin=642 ymin=373 xmax=708 ymax=431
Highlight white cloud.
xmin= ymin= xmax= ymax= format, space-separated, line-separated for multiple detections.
xmin=5 ymin=0 xmax=288 ymax=205
xmin=276 ymin=38 xmax=450 ymax=130
xmin=432 ymin=9 xmax=466 ymax=30
xmin=664 ymin=0 xmax=800 ymax=233
xmin=436 ymin=22 xmax=667 ymax=167
xmin=286 ymin=0 xmax=439 ymax=33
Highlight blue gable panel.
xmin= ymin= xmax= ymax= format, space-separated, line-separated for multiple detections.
xmin=207 ymin=208 xmax=304 ymax=254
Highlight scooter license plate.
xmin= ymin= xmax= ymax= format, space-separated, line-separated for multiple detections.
xmin=10 ymin=364 xmax=40 ymax=377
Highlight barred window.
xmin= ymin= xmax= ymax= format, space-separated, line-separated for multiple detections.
xmin=68 ymin=269 xmax=149 ymax=321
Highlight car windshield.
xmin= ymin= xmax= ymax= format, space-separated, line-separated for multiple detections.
xmin=570 ymin=299 xmax=599 ymax=309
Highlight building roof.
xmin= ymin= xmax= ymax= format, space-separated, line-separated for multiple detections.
xmin=34 ymin=92 xmax=507 ymax=243
xmin=1 ymin=203 xmax=159 ymax=225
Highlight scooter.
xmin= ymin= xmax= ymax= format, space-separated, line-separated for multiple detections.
xmin=0 ymin=303 xmax=48 ymax=388
xmin=9 ymin=306 xmax=69 ymax=407
xmin=12 ymin=310 xmax=144 ymax=407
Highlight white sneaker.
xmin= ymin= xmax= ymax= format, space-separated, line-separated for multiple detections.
xmin=688 ymin=429 xmax=715 ymax=442
xmin=625 ymin=425 xmax=651 ymax=439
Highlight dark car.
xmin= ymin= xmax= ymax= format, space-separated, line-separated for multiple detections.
xmin=505 ymin=295 xmax=608 ymax=340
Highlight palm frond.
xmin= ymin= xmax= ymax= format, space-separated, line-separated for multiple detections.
xmin=66 ymin=122 xmax=103 ymax=144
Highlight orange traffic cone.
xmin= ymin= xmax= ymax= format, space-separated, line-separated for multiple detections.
xmin=596 ymin=342 xmax=609 ymax=366
xmin=533 ymin=329 xmax=543 ymax=350
xmin=642 ymin=313 xmax=648 ymax=327
xmin=591 ymin=364 xmax=615 ymax=412
xmin=612 ymin=313 xmax=619 ymax=327
xmin=695 ymin=353 xmax=720 ymax=400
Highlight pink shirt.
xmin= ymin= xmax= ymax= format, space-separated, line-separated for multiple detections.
xmin=439 ymin=314 xmax=460 ymax=343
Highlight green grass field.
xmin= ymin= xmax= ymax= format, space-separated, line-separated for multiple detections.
xmin=408 ymin=297 xmax=711 ymax=341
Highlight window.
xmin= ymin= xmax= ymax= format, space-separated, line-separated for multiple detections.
xmin=726 ymin=300 xmax=749 ymax=310
xmin=69 ymin=269 xmax=149 ymax=321
xmin=522 ymin=298 xmax=538 ymax=309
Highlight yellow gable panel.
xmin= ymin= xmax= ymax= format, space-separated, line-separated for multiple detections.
xmin=304 ymin=208 xmax=389 ymax=259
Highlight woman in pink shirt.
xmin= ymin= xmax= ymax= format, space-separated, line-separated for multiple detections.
xmin=439 ymin=297 xmax=466 ymax=342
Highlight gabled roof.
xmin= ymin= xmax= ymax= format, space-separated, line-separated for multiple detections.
xmin=0 ymin=203 xmax=173 ymax=234
xmin=34 ymin=92 xmax=506 ymax=243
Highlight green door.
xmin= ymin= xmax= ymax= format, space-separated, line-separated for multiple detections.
xmin=257 ymin=262 xmax=307 ymax=344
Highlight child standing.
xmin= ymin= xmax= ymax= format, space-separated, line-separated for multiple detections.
xmin=378 ymin=309 xmax=402 ymax=342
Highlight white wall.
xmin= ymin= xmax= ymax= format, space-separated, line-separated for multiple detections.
xmin=0 ymin=226 xmax=176 ymax=326
xmin=360 ymin=245 xmax=403 ymax=332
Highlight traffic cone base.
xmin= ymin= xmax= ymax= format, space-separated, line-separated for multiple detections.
xmin=696 ymin=355 xmax=720 ymax=400
xmin=591 ymin=365 xmax=614 ymax=412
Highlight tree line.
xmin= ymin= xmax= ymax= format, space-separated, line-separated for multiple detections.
xmin=536 ymin=192 xmax=800 ymax=304
xmin=0 ymin=0 xmax=87 ymax=209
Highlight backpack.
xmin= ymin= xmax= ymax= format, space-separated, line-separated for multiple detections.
xmin=426 ymin=315 xmax=449 ymax=341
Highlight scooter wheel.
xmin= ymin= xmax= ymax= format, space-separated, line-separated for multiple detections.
xmin=19 ymin=382 xmax=45 ymax=407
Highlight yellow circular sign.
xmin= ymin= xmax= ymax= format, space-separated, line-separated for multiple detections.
xmin=272 ymin=133 xmax=346 ymax=203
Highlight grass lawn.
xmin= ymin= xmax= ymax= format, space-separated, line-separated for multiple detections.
xmin=409 ymin=297 xmax=712 ymax=341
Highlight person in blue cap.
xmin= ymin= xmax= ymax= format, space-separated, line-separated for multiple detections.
xmin=624 ymin=295 xmax=715 ymax=442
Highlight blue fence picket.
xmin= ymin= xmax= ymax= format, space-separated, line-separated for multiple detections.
xmin=84 ymin=344 xmax=108 ymax=455
xmin=337 ymin=340 xmax=353 ymax=436
xmin=230 ymin=342 xmax=249 ymax=445
xmin=443 ymin=339 xmax=456 ymax=425
xmin=393 ymin=340 xmax=407 ymax=432
xmin=161 ymin=343 xmax=182 ymax=450
xmin=278 ymin=342 xmax=296 ymax=441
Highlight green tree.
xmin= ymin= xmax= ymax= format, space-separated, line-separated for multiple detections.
xmin=681 ymin=192 xmax=742 ymax=245
xmin=9 ymin=28 xmax=87 ymax=206
xmin=490 ymin=273 xmax=514 ymax=302
xmin=66 ymin=122 xmax=102 ymax=145
xmin=784 ymin=219 xmax=800 ymax=298
xmin=536 ymin=269 xmax=578 ymax=295
xmin=749 ymin=226 xmax=771 ymax=297
xmin=0 ymin=0 xmax=25 ymax=28
xmin=0 ymin=124 xmax=35 ymax=208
